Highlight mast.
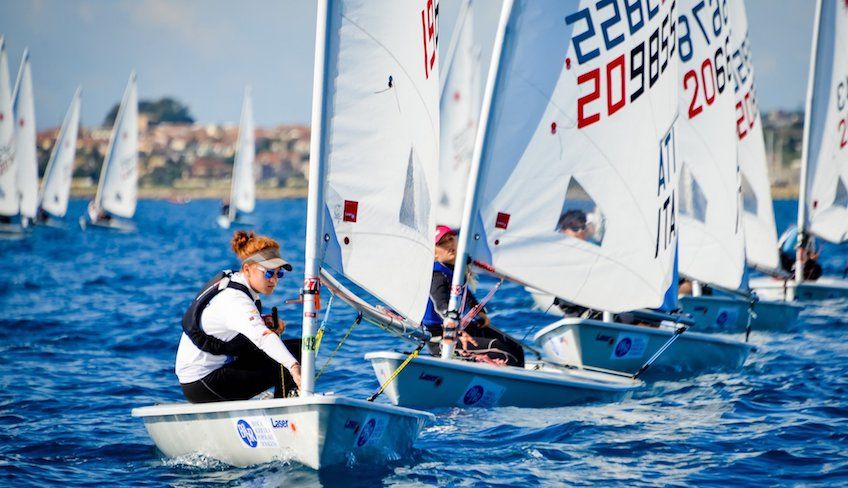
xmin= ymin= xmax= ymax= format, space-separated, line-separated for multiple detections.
xmin=95 ymin=71 xmax=135 ymax=210
xmin=301 ymin=0 xmax=333 ymax=396
xmin=796 ymin=0 xmax=824 ymax=285
xmin=441 ymin=0 xmax=513 ymax=360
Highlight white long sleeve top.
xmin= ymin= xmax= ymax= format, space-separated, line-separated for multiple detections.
xmin=175 ymin=272 xmax=298 ymax=384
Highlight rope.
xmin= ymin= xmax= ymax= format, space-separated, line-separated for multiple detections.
xmin=460 ymin=279 xmax=504 ymax=329
xmin=314 ymin=313 xmax=362 ymax=381
xmin=314 ymin=294 xmax=336 ymax=356
xmin=367 ymin=343 xmax=425 ymax=402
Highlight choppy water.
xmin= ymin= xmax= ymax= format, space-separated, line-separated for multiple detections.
xmin=1 ymin=199 xmax=847 ymax=486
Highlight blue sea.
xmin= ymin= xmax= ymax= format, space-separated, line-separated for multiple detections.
xmin=1 ymin=199 xmax=847 ymax=486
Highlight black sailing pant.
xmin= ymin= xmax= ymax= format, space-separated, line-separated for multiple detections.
xmin=425 ymin=323 xmax=525 ymax=367
xmin=181 ymin=338 xmax=302 ymax=403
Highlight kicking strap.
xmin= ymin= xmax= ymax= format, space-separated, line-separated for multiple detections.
xmin=367 ymin=343 xmax=425 ymax=402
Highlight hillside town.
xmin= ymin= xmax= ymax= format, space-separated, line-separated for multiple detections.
xmin=32 ymin=102 xmax=806 ymax=199
xmin=34 ymin=98 xmax=311 ymax=198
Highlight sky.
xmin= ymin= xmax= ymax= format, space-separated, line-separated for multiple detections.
xmin=0 ymin=0 xmax=816 ymax=130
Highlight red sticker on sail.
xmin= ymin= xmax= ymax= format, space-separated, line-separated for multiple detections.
xmin=495 ymin=212 xmax=510 ymax=230
xmin=343 ymin=200 xmax=359 ymax=222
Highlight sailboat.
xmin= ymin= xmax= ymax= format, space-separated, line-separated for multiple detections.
xmin=36 ymin=87 xmax=81 ymax=228
xmin=80 ymin=71 xmax=137 ymax=232
xmin=672 ymin=0 xmax=752 ymax=332
xmin=132 ymin=0 xmax=436 ymax=469
xmin=0 ymin=47 xmax=38 ymax=237
xmin=717 ymin=0 xmax=803 ymax=331
xmin=750 ymin=0 xmax=848 ymax=302
xmin=362 ymin=0 xmax=699 ymax=408
xmin=0 ymin=37 xmax=20 ymax=237
xmin=436 ymin=0 xmax=482 ymax=228
xmin=533 ymin=0 xmax=753 ymax=378
xmin=217 ymin=86 xmax=256 ymax=229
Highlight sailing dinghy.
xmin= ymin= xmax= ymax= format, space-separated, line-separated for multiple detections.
xmin=36 ymin=87 xmax=81 ymax=228
xmin=0 ymin=37 xmax=21 ymax=238
xmin=80 ymin=71 xmax=137 ymax=232
xmin=0 ymin=47 xmax=38 ymax=237
xmin=217 ymin=86 xmax=256 ymax=229
xmin=532 ymin=0 xmax=752 ymax=379
xmin=133 ymin=0 xmax=435 ymax=469
xmin=707 ymin=0 xmax=803 ymax=331
xmin=363 ymin=0 xmax=701 ymax=408
xmin=750 ymin=0 xmax=848 ymax=302
xmin=673 ymin=0 xmax=751 ymax=333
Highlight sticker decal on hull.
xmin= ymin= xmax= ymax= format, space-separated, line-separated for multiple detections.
xmin=457 ymin=377 xmax=505 ymax=408
xmin=610 ymin=333 xmax=648 ymax=360
xmin=233 ymin=417 xmax=280 ymax=449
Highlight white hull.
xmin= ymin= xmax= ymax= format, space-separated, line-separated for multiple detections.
xmin=79 ymin=215 xmax=136 ymax=233
xmin=750 ymin=299 xmax=803 ymax=332
xmin=365 ymin=351 xmax=640 ymax=409
xmin=679 ymin=295 xmax=750 ymax=332
xmin=131 ymin=394 xmax=433 ymax=470
xmin=533 ymin=318 xmax=754 ymax=379
xmin=217 ymin=214 xmax=253 ymax=229
xmin=749 ymin=276 xmax=848 ymax=302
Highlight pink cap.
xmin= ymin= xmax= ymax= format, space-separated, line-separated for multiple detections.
xmin=434 ymin=225 xmax=456 ymax=244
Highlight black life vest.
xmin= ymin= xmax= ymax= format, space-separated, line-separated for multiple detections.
xmin=181 ymin=270 xmax=261 ymax=356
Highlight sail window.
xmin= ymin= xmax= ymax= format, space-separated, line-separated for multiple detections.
xmin=679 ymin=163 xmax=707 ymax=223
xmin=556 ymin=177 xmax=606 ymax=245
xmin=740 ymin=172 xmax=758 ymax=215
xmin=398 ymin=147 xmax=431 ymax=235
xmin=835 ymin=177 xmax=848 ymax=209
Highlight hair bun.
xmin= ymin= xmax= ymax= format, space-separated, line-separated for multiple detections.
xmin=231 ymin=230 xmax=255 ymax=254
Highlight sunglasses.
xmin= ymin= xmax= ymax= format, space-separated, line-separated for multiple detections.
xmin=256 ymin=265 xmax=285 ymax=279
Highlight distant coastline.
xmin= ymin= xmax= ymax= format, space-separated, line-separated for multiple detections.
xmin=69 ymin=185 xmax=308 ymax=200
xmin=67 ymin=184 xmax=799 ymax=200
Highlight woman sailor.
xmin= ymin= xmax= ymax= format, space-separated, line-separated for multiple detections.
xmin=176 ymin=230 xmax=302 ymax=403
xmin=422 ymin=225 xmax=525 ymax=366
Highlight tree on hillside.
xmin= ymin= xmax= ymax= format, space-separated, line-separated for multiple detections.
xmin=103 ymin=97 xmax=195 ymax=126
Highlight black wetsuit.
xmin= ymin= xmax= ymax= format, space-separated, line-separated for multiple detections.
xmin=423 ymin=262 xmax=524 ymax=367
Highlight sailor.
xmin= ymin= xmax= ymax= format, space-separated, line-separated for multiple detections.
xmin=176 ymin=230 xmax=302 ymax=403
xmin=778 ymin=226 xmax=822 ymax=281
xmin=422 ymin=225 xmax=525 ymax=367
xmin=557 ymin=209 xmax=588 ymax=240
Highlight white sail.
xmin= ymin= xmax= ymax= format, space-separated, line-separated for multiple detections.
xmin=461 ymin=0 xmax=679 ymax=313
xmin=11 ymin=49 xmax=38 ymax=219
xmin=799 ymin=0 xmax=848 ymax=244
xmin=315 ymin=0 xmax=440 ymax=322
xmin=676 ymin=0 xmax=745 ymax=289
xmin=436 ymin=0 xmax=480 ymax=228
xmin=96 ymin=71 xmax=138 ymax=219
xmin=40 ymin=87 xmax=81 ymax=218
xmin=0 ymin=37 xmax=16 ymax=217
xmin=229 ymin=86 xmax=256 ymax=220
xmin=728 ymin=0 xmax=779 ymax=272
